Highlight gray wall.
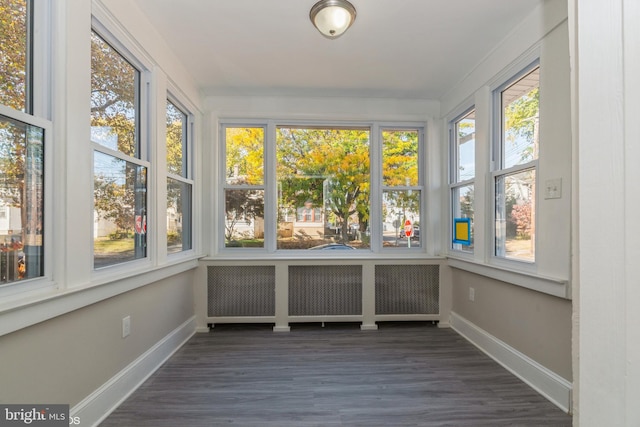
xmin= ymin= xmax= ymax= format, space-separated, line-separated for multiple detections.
xmin=452 ymin=269 xmax=572 ymax=381
xmin=0 ymin=271 xmax=194 ymax=405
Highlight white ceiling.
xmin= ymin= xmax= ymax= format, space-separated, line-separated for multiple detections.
xmin=130 ymin=0 xmax=542 ymax=100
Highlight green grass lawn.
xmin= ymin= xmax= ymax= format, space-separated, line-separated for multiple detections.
xmin=505 ymin=238 xmax=534 ymax=260
xmin=225 ymin=239 xmax=264 ymax=248
xmin=94 ymin=236 xmax=135 ymax=254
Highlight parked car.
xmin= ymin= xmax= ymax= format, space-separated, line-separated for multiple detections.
xmin=309 ymin=243 xmax=356 ymax=250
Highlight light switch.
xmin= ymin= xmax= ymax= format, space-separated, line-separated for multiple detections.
xmin=544 ymin=178 xmax=562 ymax=199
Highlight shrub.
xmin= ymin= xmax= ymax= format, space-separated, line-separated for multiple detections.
xmin=108 ymin=230 xmax=131 ymax=240
xmin=510 ymin=202 xmax=532 ymax=239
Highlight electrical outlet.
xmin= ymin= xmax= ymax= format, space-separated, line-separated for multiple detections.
xmin=122 ymin=315 xmax=131 ymax=338
xmin=469 ymin=287 xmax=475 ymax=302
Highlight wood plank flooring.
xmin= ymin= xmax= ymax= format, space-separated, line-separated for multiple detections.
xmin=100 ymin=322 xmax=572 ymax=427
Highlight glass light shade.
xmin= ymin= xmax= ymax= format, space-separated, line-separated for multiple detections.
xmin=310 ymin=0 xmax=356 ymax=39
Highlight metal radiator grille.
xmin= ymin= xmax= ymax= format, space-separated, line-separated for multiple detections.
xmin=207 ymin=266 xmax=275 ymax=317
xmin=375 ymin=264 xmax=439 ymax=314
xmin=289 ymin=265 xmax=362 ymax=316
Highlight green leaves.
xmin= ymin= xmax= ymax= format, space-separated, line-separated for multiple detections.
xmin=276 ymin=128 xmax=370 ymax=240
xmin=0 ymin=0 xmax=28 ymax=111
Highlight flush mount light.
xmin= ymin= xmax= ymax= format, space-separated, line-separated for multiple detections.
xmin=310 ymin=0 xmax=357 ymax=39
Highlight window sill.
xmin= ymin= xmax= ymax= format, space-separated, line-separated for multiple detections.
xmin=447 ymin=257 xmax=570 ymax=299
xmin=0 ymin=258 xmax=200 ymax=337
xmin=206 ymin=251 xmax=444 ymax=262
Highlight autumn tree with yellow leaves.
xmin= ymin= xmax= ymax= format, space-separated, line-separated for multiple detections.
xmin=277 ymin=128 xmax=370 ymax=242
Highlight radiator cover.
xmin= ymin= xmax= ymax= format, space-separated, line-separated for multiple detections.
xmin=375 ymin=264 xmax=439 ymax=314
xmin=207 ymin=265 xmax=276 ymax=317
xmin=206 ymin=263 xmax=440 ymax=320
xmin=288 ymin=265 xmax=362 ymax=316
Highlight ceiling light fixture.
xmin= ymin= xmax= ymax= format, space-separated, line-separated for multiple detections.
xmin=310 ymin=0 xmax=357 ymax=39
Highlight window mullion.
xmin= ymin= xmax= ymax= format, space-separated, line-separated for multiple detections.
xmin=491 ymin=160 xmax=537 ymax=179
xmin=167 ymin=173 xmax=194 ymax=185
xmin=450 ymin=178 xmax=475 ymax=190
xmin=91 ymin=142 xmax=150 ymax=168
xmin=264 ymin=121 xmax=277 ymax=253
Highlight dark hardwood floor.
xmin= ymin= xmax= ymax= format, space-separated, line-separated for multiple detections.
xmin=100 ymin=322 xmax=572 ymax=427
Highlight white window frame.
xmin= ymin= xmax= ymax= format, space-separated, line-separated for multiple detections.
xmin=491 ymin=59 xmax=540 ymax=269
xmin=166 ymin=93 xmax=195 ymax=257
xmin=449 ymin=106 xmax=476 ymax=255
xmin=90 ymin=20 xmax=154 ymax=274
xmin=0 ymin=0 xmax=54 ymax=301
xmin=0 ymin=106 xmax=53 ymax=300
xmin=217 ymin=119 xmax=427 ymax=256
xmin=378 ymin=125 xmax=425 ymax=253
xmin=219 ymin=122 xmax=267 ymax=253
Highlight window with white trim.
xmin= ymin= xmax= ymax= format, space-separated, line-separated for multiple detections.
xmin=450 ymin=108 xmax=475 ymax=252
xmin=276 ymin=126 xmax=371 ymax=250
xmin=91 ymin=30 xmax=148 ymax=268
xmin=0 ymin=0 xmax=31 ymax=112
xmin=0 ymin=0 xmax=49 ymax=288
xmin=166 ymin=99 xmax=192 ymax=254
xmin=381 ymin=128 xmax=422 ymax=249
xmin=220 ymin=122 xmax=425 ymax=253
xmin=223 ymin=125 xmax=265 ymax=248
xmin=493 ymin=63 xmax=539 ymax=262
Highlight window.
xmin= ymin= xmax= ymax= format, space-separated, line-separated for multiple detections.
xmin=223 ymin=126 xmax=265 ymax=248
xmin=0 ymin=114 xmax=45 ymax=284
xmin=220 ymin=122 xmax=425 ymax=253
xmin=493 ymin=64 xmax=539 ymax=262
xmin=0 ymin=0 xmax=31 ymax=113
xmin=450 ymin=109 xmax=475 ymax=252
xmin=276 ymin=127 xmax=370 ymax=250
xmin=0 ymin=1 xmax=48 ymax=287
xmin=381 ymin=128 xmax=421 ymax=249
xmin=91 ymin=30 xmax=148 ymax=268
xmin=166 ymin=100 xmax=192 ymax=254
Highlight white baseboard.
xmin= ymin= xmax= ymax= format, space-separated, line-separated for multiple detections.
xmin=71 ymin=316 xmax=196 ymax=427
xmin=450 ymin=312 xmax=572 ymax=414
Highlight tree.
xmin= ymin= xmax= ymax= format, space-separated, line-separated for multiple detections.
xmin=165 ymin=102 xmax=189 ymax=248
xmin=0 ymin=123 xmax=25 ymax=208
xmin=276 ymin=128 xmax=324 ymax=221
xmin=225 ymin=127 xmax=264 ymax=185
xmin=224 ymin=183 xmax=264 ymax=244
xmin=505 ymin=86 xmax=539 ymax=163
xmin=0 ymin=1 xmax=45 ymax=280
xmin=166 ymin=102 xmax=186 ymax=176
xmin=94 ymin=176 xmax=132 ymax=233
xmin=382 ymin=130 xmax=418 ymax=186
xmin=277 ymin=128 xmax=370 ymax=242
xmin=94 ymin=153 xmax=147 ymax=231
xmin=90 ymin=31 xmax=137 ymax=156
xmin=381 ymin=130 xmax=420 ymax=235
xmin=0 ymin=0 xmax=28 ymax=210
xmin=0 ymin=0 xmax=27 ymax=111
xmin=223 ymin=128 xmax=265 ymax=244
xmin=510 ymin=202 xmax=532 ymax=239
xmin=460 ymin=187 xmax=474 ymax=219
xmin=503 ymin=77 xmax=539 ymax=244
xmin=456 ymin=117 xmax=476 ymax=179
xmin=90 ymin=31 xmax=146 ymax=247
